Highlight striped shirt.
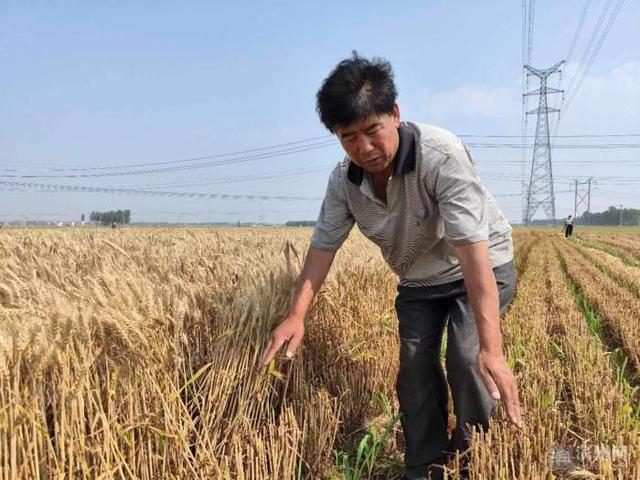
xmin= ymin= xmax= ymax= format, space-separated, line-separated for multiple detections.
xmin=310 ymin=121 xmax=513 ymax=286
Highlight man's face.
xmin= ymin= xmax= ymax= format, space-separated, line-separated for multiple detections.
xmin=335 ymin=103 xmax=401 ymax=175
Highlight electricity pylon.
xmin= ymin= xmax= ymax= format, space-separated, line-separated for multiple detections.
xmin=523 ymin=60 xmax=564 ymax=225
xmin=573 ymin=177 xmax=593 ymax=225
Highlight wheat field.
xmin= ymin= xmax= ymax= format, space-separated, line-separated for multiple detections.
xmin=0 ymin=226 xmax=638 ymax=479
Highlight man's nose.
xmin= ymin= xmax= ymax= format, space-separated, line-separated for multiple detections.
xmin=356 ymin=136 xmax=374 ymax=156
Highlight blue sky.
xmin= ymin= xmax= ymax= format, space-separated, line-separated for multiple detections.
xmin=1 ymin=1 xmax=639 ymax=224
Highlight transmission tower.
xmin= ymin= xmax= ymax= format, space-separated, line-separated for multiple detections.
xmin=573 ymin=178 xmax=593 ymax=225
xmin=523 ymin=60 xmax=564 ymax=225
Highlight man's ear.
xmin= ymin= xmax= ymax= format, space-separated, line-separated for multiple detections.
xmin=392 ymin=103 xmax=401 ymax=127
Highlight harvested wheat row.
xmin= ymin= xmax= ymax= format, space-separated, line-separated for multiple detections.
xmin=578 ymin=232 xmax=640 ymax=262
xmin=556 ymin=239 xmax=640 ymax=384
xmin=543 ymin=239 xmax=639 ymax=476
xmin=572 ymin=243 xmax=640 ymax=297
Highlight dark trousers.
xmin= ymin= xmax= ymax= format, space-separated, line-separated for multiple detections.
xmin=564 ymin=224 xmax=573 ymax=237
xmin=394 ymin=261 xmax=516 ymax=479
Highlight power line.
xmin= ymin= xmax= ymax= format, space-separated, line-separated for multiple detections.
xmin=0 ymin=180 xmax=323 ymax=202
xmin=467 ymin=142 xmax=640 ymax=149
xmin=0 ymin=134 xmax=333 ymax=172
xmin=565 ymin=0 xmax=615 ymax=95
xmin=4 ymin=132 xmax=637 ymax=170
xmin=527 ymin=0 xmax=536 ymax=66
xmin=0 ymin=141 xmax=337 ymax=179
xmin=495 ymin=190 xmax=572 ymax=198
xmin=3 ymin=132 xmax=639 ymax=176
xmin=479 ymin=177 xmax=640 ymax=188
xmin=551 ymin=0 xmax=624 ymax=140
xmin=566 ymin=0 xmax=593 ymax=66
xmin=1 ymin=176 xmax=576 ymax=202
xmin=481 ymin=171 xmax=640 ymax=181
xmin=92 ymin=166 xmax=640 ymax=193
xmin=3 ymin=143 xmax=638 ymax=179
xmin=459 ymin=133 xmax=640 ymax=138
xmin=594 ymin=187 xmax=640 ymax=201
xmin=4 ymin=139 xmax=640 ymax=180
xmin=522 ymin=0 xmax=539 ymax=221
xmin=564 ymin=0 xmax=624 ymax=111
xmin=477 ymin=159 xmax=640 ymax=164
xmin=110 ymin=166 xmax=330 ymax=190
xmin=0 ymin=208 xmax=317 ymax=218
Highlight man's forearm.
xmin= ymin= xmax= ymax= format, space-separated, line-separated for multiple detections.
xmin=288 ymin=246 xmax=336 ymax=318
xmin=453 ymin=241 xmax=503 ymax=355
xmin=454 ymin=241 xmax=522 ymax=426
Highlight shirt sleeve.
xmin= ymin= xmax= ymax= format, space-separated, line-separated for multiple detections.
xmin=310 ymin=165 xmax=355 ymax=252
xmin=434 ymin=140 xmax=489 ymax=245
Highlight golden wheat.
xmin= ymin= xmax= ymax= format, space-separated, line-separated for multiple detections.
xmin=0 ymin=227 xmax=638 ymax=479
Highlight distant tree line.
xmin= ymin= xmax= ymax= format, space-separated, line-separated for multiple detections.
xmin=527 ymin=206 xmax=640 ymax=226
xmin=577 ymin=206 xmax=640 ymax=226
xmin=90 ymin=210 xmax=131 ymax=225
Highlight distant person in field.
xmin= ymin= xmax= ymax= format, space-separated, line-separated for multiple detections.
xmin=261 ymin=53 xmax=520 ymax=480
xmin=564 ymin=215 xmax=574 ymax=238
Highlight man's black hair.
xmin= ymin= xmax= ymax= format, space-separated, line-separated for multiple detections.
xmin=316 ymin=51 xmax=397 ymax=133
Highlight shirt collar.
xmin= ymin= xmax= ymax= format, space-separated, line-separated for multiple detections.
xmin=346 ymin=122 xmax=416 ymax=186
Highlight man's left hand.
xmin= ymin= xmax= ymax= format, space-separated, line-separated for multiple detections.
xmin=477 ymin=350 xmax=523 ymax=428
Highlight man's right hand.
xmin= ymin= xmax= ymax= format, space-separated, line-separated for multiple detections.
xmin=260 ymin=246 xmax=335 ymax=367
xmin=261 ymin=315 xmax=305 ymax=366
